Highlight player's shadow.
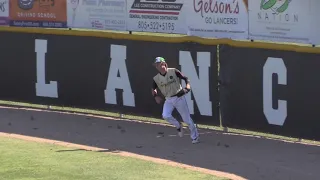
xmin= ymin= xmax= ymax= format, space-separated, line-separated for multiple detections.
xmin=0 ymin=107 xmax=319 ymax=180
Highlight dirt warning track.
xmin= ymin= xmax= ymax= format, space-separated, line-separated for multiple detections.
xmin=0 ymin=106 xmax=319 ymax=180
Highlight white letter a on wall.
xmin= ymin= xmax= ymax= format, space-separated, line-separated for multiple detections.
xmin=35 ymin=39 xmax=58 ymax=98
xmin=105 ymin=45 xmax=135 ymax=107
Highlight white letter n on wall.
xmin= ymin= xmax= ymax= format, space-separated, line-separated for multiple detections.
xmin=35 ymin=39 xmax=58 ymax=98
xmin=104 ymin=45 xmax=135 ymax=107
xmin=179 ymin=51 xmax=212 ymax=116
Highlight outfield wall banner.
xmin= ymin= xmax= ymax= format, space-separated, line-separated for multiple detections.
xmin=9 ymin=0 xmax=67 ymax=28
xmin=219 ymin=45 xmax=320 ymax=140
xmin=248 ymin=0 xmax=312 ymax=44
xmin=0 ymin=30 xmax=219 ymax=125
xmin=67 ymin=0 xmax=127 ymax=31
xmin=310 ymin=0 xmax=320 ymax=45
xmin=126 ymin=0 xmax=187 ymax=34
xmin=0 ymin=0 xmax=8 ymax=25
xmin=186 ymin=0 xmax=249 ymax=40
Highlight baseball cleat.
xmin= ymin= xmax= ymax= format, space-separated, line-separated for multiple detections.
xmin=177 ymin=127 xmax=184 ymax=137
xmin=192 ymin=137 xmax=200 ymax=144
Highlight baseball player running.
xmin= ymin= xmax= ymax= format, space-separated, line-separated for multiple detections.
xmin=151 ymin=57 xmax=200 ymax=144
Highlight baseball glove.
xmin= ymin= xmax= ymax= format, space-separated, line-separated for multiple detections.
xmin=176 ymin=88 xmax=190 ymax=97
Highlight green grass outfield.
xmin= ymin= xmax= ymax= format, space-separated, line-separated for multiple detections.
xmin=0 ymin=136 xmax=226 ymax=180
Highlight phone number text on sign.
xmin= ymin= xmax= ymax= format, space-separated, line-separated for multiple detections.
xmin=137 ymin=21 xmax=175 ymax=31
xmin=129 ymin=13 xmax=178 ymax=32
xmin=127 ymin=0 xmax=186 ymax=34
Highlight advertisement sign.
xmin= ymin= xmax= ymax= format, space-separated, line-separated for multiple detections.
xmin=0 ymin=0 xmax=8 ymax=25
xmin=9 ymin=0 xmax=67 ymax=28
xmin=126 ymin=0 xmax=187 ymax=34
xmin=248 ymin=0 xmax=312 ymax=44
xmin=310 ymin=0 xmax=320 ymax=45
xmin=67 ymin=0 xmax=126 ymax=31
xmin=186 ymin=0 xmax=249 ymax=40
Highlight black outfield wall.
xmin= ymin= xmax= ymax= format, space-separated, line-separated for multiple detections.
xmin=219 ymin=45 xmax=320 ymax=140
xmin=1 ymin=28 xmax=320 ymax=140
xmin=0 ymin=31 xmax=219 ymax=125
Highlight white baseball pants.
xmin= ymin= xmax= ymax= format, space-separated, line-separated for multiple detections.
xmin=162 ymin=95 xmax=199 ymax=140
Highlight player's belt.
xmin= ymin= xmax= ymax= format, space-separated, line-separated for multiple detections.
xmin=172 ymin=89 xmax=185 ymax=98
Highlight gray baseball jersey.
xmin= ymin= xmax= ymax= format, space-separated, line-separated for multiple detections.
xmin=153 ymin=68 xmax=183 ymax=98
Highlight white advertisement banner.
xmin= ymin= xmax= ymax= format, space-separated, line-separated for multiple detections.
xmin=310 ymin=0 xmax=320 ymax=45
xmin=186 ymin=0 xmax=249 ymax=40
xmin=249 ymin=0 xmax=312 ymax=44
xmin=67 ymin=0 xmax=127 ymax=31
xmin=0 ymin=0 xmax=9 ymax=26
xmin=126 ymin=0 xmax=187 ymax=34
